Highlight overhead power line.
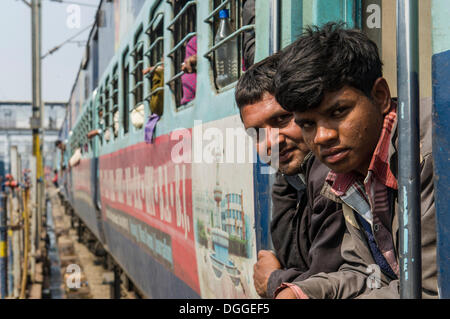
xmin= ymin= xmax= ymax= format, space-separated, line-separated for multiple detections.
xmin=41 ymin=22 xmax=94 ymax=59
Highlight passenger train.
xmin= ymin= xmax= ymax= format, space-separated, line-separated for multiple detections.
xmin=55 ymin=0 xmax=450 ymax=298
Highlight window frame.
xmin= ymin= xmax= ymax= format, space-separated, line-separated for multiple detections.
xmin=166 ymin=0 xmax=197 ymax=109
xmin=122 ymin=48 xmax=131 ymax=135
xmin=103 ymin=76 xmax=111 ymax=143
xmin=204 ymin=0 xmax=251 ymax=92
xmin=144 ymin=10 xmax=165 ymax=106
xmin=130 ymin=25 xmax=145 ymax=115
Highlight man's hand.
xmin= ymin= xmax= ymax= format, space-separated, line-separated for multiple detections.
xmin=253 ymin=250 xmax=281 ymax=298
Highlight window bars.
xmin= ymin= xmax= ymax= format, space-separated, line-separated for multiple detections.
xmin=110 ymin=65 xmax=119 ymax=138
xmin=144 ymin=11 xmax=165 ymax=105
xmin=204 ymin=0 xmax=251 ymax=90
xmin=122 ymin=49 xmax=130 ymax=134
xmin=130 ymin=27 xmax=145 ymax=116
xmin=88 ymin=102 xmax=94 ymax=149
xmin=96 ymin=90 xmax=103 ymax=146
xmin=103 ymin=76 xmax=111 ymax=142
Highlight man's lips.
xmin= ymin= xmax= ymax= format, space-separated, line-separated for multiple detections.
xmin=278 ymin=147 xmax=295 ymax=163
xmin=320 ymin=147 xmax=350 ymax=164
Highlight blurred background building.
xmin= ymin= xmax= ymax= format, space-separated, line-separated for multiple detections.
xmin=0 ymin=101 xmax=66 ymax=176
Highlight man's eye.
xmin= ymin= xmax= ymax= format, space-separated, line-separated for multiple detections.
xmin=331 ymin=107 xmax=348 ymax=117
xmin=298 ymin=121 xmax=314 ymax=129
xmin=275 ymin=114 xmax=292 ymax=125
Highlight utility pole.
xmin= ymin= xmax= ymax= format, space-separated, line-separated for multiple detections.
xmin=30 ymin=0 xmax=44 ymax=281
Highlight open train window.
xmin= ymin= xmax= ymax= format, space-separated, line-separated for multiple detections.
xmin=97 ymin=86 xmax=105 ymax=144
xmin=167 ymin=0 xmax=197 ymax=109
xmin=70 ymin=130 xmax=78 ymax=155
xmin=88 ymin=102 xmax=94 ymax=150
xmin=79 ymin=118 xmax=84 ymax=154
xmin=103 ymin=76 xmax=111 ymax=143
xmin=144 ymin=10 xmax=165 ymax=116
xmin=204 ymin=0 xmax=249 ymax=91
xmin=130 ymin=26 xmax=145 ymax=120
xmin=122 ymin=49 xmax=130 ymax=134
xmin=111 ymin=64 xmax=119 ymax=139
xmin=96 ymin=88 xmax=103 ymax=146
xmin=83 ymin=111 xmax=90 ymax=153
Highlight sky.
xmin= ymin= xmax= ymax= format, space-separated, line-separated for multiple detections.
xmin=0 ymin=0 xmax=100 ymax=103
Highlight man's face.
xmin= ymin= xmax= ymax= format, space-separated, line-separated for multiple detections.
xmin=294 ymin=85 xmax=389 ymax=176
xmin=241 ymin=93 xmax=309 ymax=175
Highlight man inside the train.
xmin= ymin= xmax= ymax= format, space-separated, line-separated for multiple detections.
xmin=235 ymin=53 xmax=347 ymax=298
xmin=273 ymin=22 xmax=437 ymax=299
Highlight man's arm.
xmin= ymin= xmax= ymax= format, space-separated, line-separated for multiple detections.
xmin=255 ymin=172 xmax=307 ymax=298
xmin=265 ymin=159 xmax=348 ymax=298
xmin=274 ymin=205 xmax=394 ymax=299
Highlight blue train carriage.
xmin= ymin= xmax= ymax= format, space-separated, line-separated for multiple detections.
xmin=62 ymin=0 xmax=447 ymax=299
xmin=65 ymin=0 xmax=280 ymax=298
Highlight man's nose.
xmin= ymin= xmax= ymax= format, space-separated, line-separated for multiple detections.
xmin=314 ymin=125 xmax=338 ymax=146
xmin=266 ymin=127 xmax=283 ymax=150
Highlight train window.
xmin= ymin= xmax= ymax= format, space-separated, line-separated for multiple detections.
xmin=122 ymin=49 xmax=130 ymax=134
xmin=88 ymin=102 xmax=94 ymax=150
xmin=111 ymin=65 xmax=119 ymax=139
xmin=144 ymin=11 xmax=165 ymax=116
xmin=204 ymin=0 xmax=249 ymax=91
xmin=166 ymin=0 xmax=197 ymax=109
xmin=98 ymin=86 xmax=105 ymax=144
xmin=96 ymin=89 xmax=103 ymax=146
xmin=70 ymin=130 xmax=77 ymax=155
xmin=103 ymin=76 xmax=111 ymax=143
xmin=130 ymin=26 xmax=145 ymax=118
xmin=79 ymin=121 xmax=83 ymax=154
xmin=83 ymin=111 xmax=89 ymax=153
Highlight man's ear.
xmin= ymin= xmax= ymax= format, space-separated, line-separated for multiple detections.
xmin=371 ymin=77 xmax=392 ymax=115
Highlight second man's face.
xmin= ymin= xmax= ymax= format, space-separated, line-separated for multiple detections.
xmin=241 ymin=93 xmax=310 ymax=175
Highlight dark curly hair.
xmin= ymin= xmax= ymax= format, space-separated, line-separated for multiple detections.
xmin=235 ymin=52 xmax=280 ymax=110
xmin=274 ymin=22 xmax=383 ymax=112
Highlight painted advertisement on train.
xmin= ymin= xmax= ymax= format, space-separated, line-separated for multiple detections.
xmin=98 ymin=114 xmax=259 ymax=298
xmin=99 ymin=130 xmax=199 ymax=294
